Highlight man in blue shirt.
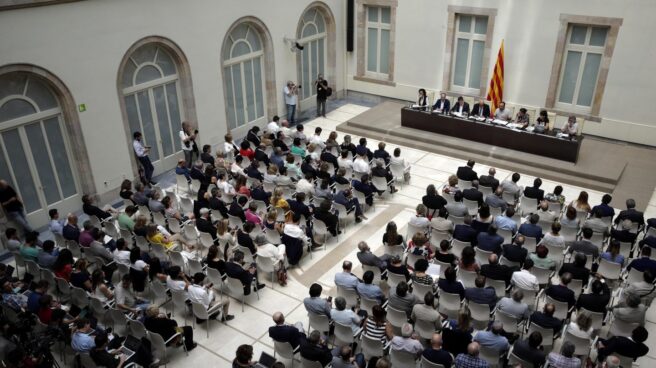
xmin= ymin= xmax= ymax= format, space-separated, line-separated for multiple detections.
xmin=518 ymin=213 xmax=543 ymax=241
xmin=465 ymin=276 xmax=498 ymax=310
xmin=476 ymin=224 xmax=504 ymax=254
xmin=303 ymin=283 xmax=332 ymax=317
xmin=494 ymin=207 xmax=518 ymax=234
xmin=473 ymin=321 xmax=509 ymax=354
xmin=71 ymin=318 xmax=96 ymax=353
xmin=26 ymin=281 xmax=49 ymax=314
xmin=334 ymin=261 xmax=360 ymax=291
xmin=175 ymin=159 xmax=191 ymax=182
xmin=49 ymin=208 xmax=65 ymax=236
xmin=356 ymin=271 xmax=385 ymax=303
xmin=591 ymin=194 xmax=615 ymax=218
xmin=37 ymin=240 xmax=59 ymax=269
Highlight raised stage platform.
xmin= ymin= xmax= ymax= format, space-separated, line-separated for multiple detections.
xmin=337 ymin=101 xmax=656 ymax=211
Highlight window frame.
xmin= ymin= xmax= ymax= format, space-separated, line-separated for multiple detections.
xmin=450 ymin=14 xmax=489 ymax=95
xmin=354 ymin=0 xmax=398 ymax=86
xmin=364 ymin=6 xmax=391 ymax=79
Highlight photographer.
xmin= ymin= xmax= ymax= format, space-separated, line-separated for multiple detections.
xmin=315 ymin=74 xmax=329 ymax=118
xmin=283 ymin=81 xmax=299 ymax=124
xmin=179 ymin=121 xmax=198 ymax=168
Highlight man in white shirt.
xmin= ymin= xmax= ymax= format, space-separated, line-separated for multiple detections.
xmin=309 ymin=127 xmax=325 ymax=149
xmin=179 ymin=121 xmax=197 ymax=169
xmin=160 ymin=266 xmax=189 ymax=298
xmin=500 ymin=172 xmax=522 ymax=202
xmin=187 ymin=272 xmax=233 ymax=321
xmin=112 ymin=239 xmax=131 ymax=266
xmin=254 ymin=234 xmax=286 ymax=265
xmin=337 ymin=151 xmax=353 ymax=171
xmin=217 ymin=174 xmax=236 ymax=195
xmin=493 ymin=101 xmax=512 ymax=121
xmin=48 ymin=209 xmax=64 ymax=236
xmin=267 ymin=115 xmax=281 ymax=134
xmin=295 ymin=174 xmax=316 ymax=197
xmin=409 ymin=204 xmax=431 ymax=230
xmin=352 ymin=154 xmax=370 ymax=176
xmin=283 ymin=81 xmax=298 ymax=124
xmin=511 ymin=259 xmax=539 ymax=291
xmin=115 ymin=274 xmax=150 ymax=315
xmin=132 ymin=131 xmax=155 ymax=184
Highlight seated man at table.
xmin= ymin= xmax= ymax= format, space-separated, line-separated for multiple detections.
xmin=450 ymin=96 xmax=470 ymax=116
xmin=515 ymin=107 xmax=530 ymax=128
xmin=493 ymin=101 xmax=512 ymax=121
xmin=471 ymin=99 xmax=490 ymax=119
xmin=432 ymin=92 xmax=451 ymax=113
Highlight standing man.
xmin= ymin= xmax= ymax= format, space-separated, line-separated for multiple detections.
xmin=284 ymin=81 xmax=298 ymax=124
xmin=0 ymin=180 xmax=33 ymax=234
xmin=132 ymin=132 xmax=155 ymax=185
xmin=179 ymin=121 xmax=197 ymax=169
xmin=315 ymin=74 xmax=328 ymax=118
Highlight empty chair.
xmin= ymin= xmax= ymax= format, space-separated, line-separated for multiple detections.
xmin=273 ymin=339 xmax=299 ymax=367
xmin=494 ymin=309 xmax=522 ymax=335
xmin=148 ymin=330 xmax=188 ymax=368
xmin=107 ymin=308 xmax=129 ymax=335
xmin=256 ymin=256 xmax=277 ymax=288
xmin=24 ymin=260 xmax=41 ymax=281
xmin=474 ymin=248 xmax=493 ymax=265
xmin=128 ymin=319 xmax=147 ymax=339
xmin=562 ymin=328 xmax=594 ymax=358
xmin=437 ymin=291 xmax=462 ymax=319
xmin=335 ymin=285 xmax=359 ymax=308
xmin=457 ymin=269 xmax=477 ymax=288
xmin=608 ymin=318 xmax=639 ymax=338
xmin=170 ymin=289 xmax=189 ymax=322
xmin=486 ymin=278 xmax=508 ymax=299
xmin=386 ymin=306 xmax=407 ymax=332
xmin=450 ymin=239 xmax=469 ymax=257
xmin=226 ymin=276 xmax=259 ymax=312
xmin=312 ymin=218 xmax=335 ymax=247
xmin=508 ymin=350 xmax=534 ymax=368
xmin=333 ymin=321 xmax=360 ymax=347
xmin=468 ymin=301 xmax=492 ymax=330
xmin=532 ymin=266 xmax=554 ymax=286
xmin=463 ymin=199 xmax=479 ymax=216
xmin=597 ymin=258 xmax=622 ymax=281
xmin=479 ymin=345 xmax=502 ymax=367
xmin=300 ymin=357 xmax=325 ymax=368
xmin=360 ymin=333 xmax=385 ymax=360
xmin=412 ymin=282 xmax=434 ymax=301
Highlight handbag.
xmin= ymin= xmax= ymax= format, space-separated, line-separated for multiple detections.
xmin=276 ymin=266 xmax=288 ymax=286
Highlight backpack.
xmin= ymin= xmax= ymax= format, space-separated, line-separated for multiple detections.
xmin=326 ymin=87 xmax=333 ymax=97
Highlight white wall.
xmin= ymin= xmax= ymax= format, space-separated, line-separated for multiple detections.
xmin=347 ymin=0 xmax=656 ymax=146
xmin=0 ymin=0 xmax=344 ymax=212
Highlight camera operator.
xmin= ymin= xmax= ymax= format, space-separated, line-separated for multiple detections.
xmin=180 ymin=121 xmax=198 ymax=168
xmin=284 ymin=81 xmax=299 ymax=125
xmin=315 ymin=74 xmax=329 ymax=118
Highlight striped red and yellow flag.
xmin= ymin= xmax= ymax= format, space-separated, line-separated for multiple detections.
xmin=486 ymin=40 xmax=504 ymax=113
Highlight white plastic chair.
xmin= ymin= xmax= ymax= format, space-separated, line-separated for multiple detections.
xmin=389 ymin=348 xmax=418 ymax=368
xmin=191 ymin=301 xmax=224 ymax=338
xmin=273 ymin=340 xmax=300 ymax=367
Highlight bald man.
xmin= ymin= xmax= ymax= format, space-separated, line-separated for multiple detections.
xmin=454 ymin=342 xmax=489 ymax=368
xmin=422 ymin=333 xmax=454 ymax=367
xmin=268 ymin=312 xmax=305 ymax=349
xmin=529 ymin=303 xmax=563 ymax=334
xmin=480 ymin=253 xmax=513 ymax=286
xmin=63 ymin=214 xmax=81 ymax=241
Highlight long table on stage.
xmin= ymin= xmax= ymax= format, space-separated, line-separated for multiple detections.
xmin=400 ymin=108 xmax=583 ymax=163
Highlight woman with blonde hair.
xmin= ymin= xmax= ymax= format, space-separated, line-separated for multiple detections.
xmin=325 ymin=131 xmax=341 ymax=152
xmin=133 ymin=214 xmax=149 ymax=237
xmin=570 ymin=191 xmax=591 ymax=212
xmin=216 ymin=219 xmax=236 ymax=258
xmin=566 ymin=312 xmax=593 ymax=339
xmin=264 ymin=209 xmax=284 ymax=233
xmin=443 ymin=174 xmax=459 ymax=194
xmin=146 ymin=224 xmax=193 ymax=251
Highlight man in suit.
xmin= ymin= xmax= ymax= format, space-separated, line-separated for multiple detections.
xmin=597 ymin=326 xmax=649 ymax=362
xmin=352 ymin=174 xmax=375 ymax=206
xmin=502 ymin=235 xmax=528 ymax=265
xmin=432 ymin=92 xmax=451 ymax=113
xmin=592 ymin=194 xmax=615 ymax=219
xmin=245 ymin=160 xmax=264 ymax=182
xmin=250 ymin=183 xmax=271 ymax=206
xmin=299 ymin=330 xmax=332 ymax=367
xmin=627 ymin=246 xmax=656 ymax=275
xmin=225 ymin=250 xmax=265 ymax=295
xmin=228 ymin=196 xmax=248 ymax=222
xmin=357 ymin=241 xmax=389 ymax=271
xmin=287 ymin=192 xmax=312 ymax=220
xmin=334 ymin=189 xmax=366 ymax=223
xmin=446 ymin=191 xmax=469 ymax=217
xmin=614 ymin=198 xmax=645 ymax=226
xmin=422 ymin=333 xmax=454 ymax=367
xmin=196 ymin=208 xmax=217 ymax=239
xmin=63 ymin=214 xmax=81 ymax=241
xmin=611 ymin=220 xmax=639 ymax=244
xmin=254 ymin=143 xmax=270 ymax=166
xmin=476 ymin=224 xmax=504 ymax=254
xmin=529 ymin=303 xmax=563 ymax=334
xmin=269 ymin=312 xmax=305 ymax=349
xmin=237 ymin=222 xmax=257 ymax=255
xmin=486 ymin=188 xmax=508 ymax=213
xmin=611 ymin=293 xmax=647 ymax=325
xmin=450 ymin=96 xmax=470 ymax=115
xmin=479 ymin=167 xmax=500 ymax=191
xmin=453 ymin=215 xmax=478 ymax=244
xmin=481 ymin=254 xmax=514 ymax=286
xmin=559 ymin=253 xmax=590 ymax=286
xmin=567 ymin=227 xmax=600 ymax=259
xmin=523 ymin=178 xmax=545 ymax=204
xmin=512 ymin=332 xmax=546 ymax=368
xmin=208 ymin=188 xmax=228 ymax=219
xmin=518 ymin=214 xmax=543 ymax=241
xmin=457 ymin=160 xmax=478 ymax=182
xmin=545 ymin=273 xmax=577 ymax=309
xmin=465 ymin=275 xmax=497 ymax=310
xmin=471 ymin=99 xmax=491 ymax=118
xmin=463 ymin=180 xmax=484 ymax=206
xmin=577 ymin=277 xmax=611 ymax=314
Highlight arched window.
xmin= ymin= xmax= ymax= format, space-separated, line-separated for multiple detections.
xmin=297 ymin=7 xmax=327 ymax=102
xmin=0 ymin=73 xmax=78 ymax=216
xmin=120 ymin=43 xmax=184 ymax=171
xmin=222 ymin=22 xmax=267 ymax=132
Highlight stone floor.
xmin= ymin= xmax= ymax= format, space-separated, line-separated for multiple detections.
xmin=18 ymin=102 xmax=656 ymax=367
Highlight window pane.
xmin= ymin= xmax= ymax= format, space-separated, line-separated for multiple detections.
xmin=0 ymin=148 xmax=15 ymax=199
xmin=25 ymin=122 xmax=60 ymax=205
xmin=367 ymin=7 xmax=378 ymax=22
xmin=0 ymin=99 xmax=37 ymax=122
xmin=135 ymin=65 xmax=163 ymax=85
xmin=246 ymin=27 xmax=262 ymax=51
xmin=224 ymin=66 xmax=237 ymax=130
xmin=137 ymin=91 xmax=159 ymax=161
xmin=124 ymin=94 xmax=141 ymax=140
xmin=232 ymin=65 xmax=245 ymax=127
xmin=25 ymin=77 xmax=58 ymax=111
xmin=302 ymin=24 xmax=317 ymax=38
xmin=558 ymin=51 xmax=582 ymax=104
xmin=253 ymin=57 xmax=264 ymax=119
xmin=155 ymin=48 xmax=177 ymax=76
xmin=232 ymin=41 xmax=252 ymax=58
xmin=318 ymin=38 xmax=325 ymax=76
xmin=231 ymin=24 xmax=249 ymax=42
xmin=381 ymin=7 xmax=391 ymax=24
xmin=43 ymin=117 xmax=75 ymax=198
xmin=367 ymin=28 xmax=378 ymax=72
xmin=243 ymin=60 xmax=256 ymax=122
xmin=576 ymin=53 xmax=601 ymax=107
xmin=153 ymin=86 xmax=173 ymax=157
xmin=311 ymin=41 xmax=319 ymax=87
xmin=570 ymin=25 xmax=587 ymax=44
xmin=121 ymin=60 xmax=136 ymax=88
xmin=131 ymin=45 xmax=157 ymax=65
xmin=468 ymin=40 xmax=484 ymax=89
xmin=379 ymin=29 xmax=390 ymax=74
xmin=223 ymin=38 xmax=234 ymax=61
xmin=474 ymin=16 xmax=488 ymax=34
xmin=590 ymin=27 xmax=608 ymax=47
xmin=0 ymin=73 xmax=27 ymax=102
xmin=458 ymin=15 xmax=472 ymax=33
xmin=316 ymin=12 xmax=326 ymax=33
xmin=1 ymin=129 xmax=40 ymax=213
xmin=302 ymin=45 xmax=310 ymax=99
xmin=165 ymin=83 xmax=182 ymax=151
xmin=453 ymin=38 xmax=469 ymax=87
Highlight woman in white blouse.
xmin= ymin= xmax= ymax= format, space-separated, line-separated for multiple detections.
xmin=566 ymin=312 xmax=593 ymax=339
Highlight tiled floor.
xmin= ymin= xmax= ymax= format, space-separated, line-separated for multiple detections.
xmin=25 ymin=103 xmax=656 ymax=366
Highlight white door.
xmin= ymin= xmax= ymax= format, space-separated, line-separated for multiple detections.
xmin=298 ymin=8 xmax=327 ymax=110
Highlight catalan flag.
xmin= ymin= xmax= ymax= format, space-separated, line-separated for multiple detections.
xmin=486 ymin=40 xmax=504 ymax=113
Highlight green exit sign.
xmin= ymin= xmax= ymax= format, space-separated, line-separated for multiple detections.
xmin=78 ymin=104 xmax=87 ymax=112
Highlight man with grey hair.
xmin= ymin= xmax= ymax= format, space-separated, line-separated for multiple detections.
xmin=268 ymin=311 xmax=305 ymax=349
xmin=283 ymin=81 xmax=298 ymax=124
xmin=299 ymin=330 xmax=332 ymax=367
xmin=356 ymin=241 xmax=389 ymax=271
xmin=330 ymin=296 xmax=362 ymax=333
xmin=390 ymin=323 xmax=423 ymax=354
xmin=479 ymin=167 xmax=499 ymax=191
xmin=334 ymin=261 xmax=360 ymax=291
xmin=496 ymin=289 xmax=530 ymax=320
xmin=473 ymin=321 xmax=509 ymax=353
xmin=547 ymin=340 xmax=580 ymax=368
xmin=603 ymin=355 xmax=620 ymax=368
xmin=614 ymin=198 xmax=645 ymax=226
xmin=486 ymin=187 xmax=508 ymax=212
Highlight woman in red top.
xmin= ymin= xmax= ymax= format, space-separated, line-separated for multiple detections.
xmin=52 ymin=249 xmax=74 ymax=281
xmin=235 ymin=176 xmax=251 ymax=198
xmin=239 ymin=141 xmax=255 ymax=161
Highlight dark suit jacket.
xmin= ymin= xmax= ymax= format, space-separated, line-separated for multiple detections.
xmin=254 ymin=149 xmax=270 ymax=166
xmin=502 ymin=244 xmax=528 ymax=264
xmin=438 ymin=279 xmax=465 ymax=299
xmin=612 ymin=229 xmax=638 ymax=244
xmin=599 ymin=336 xmax=649 ymax=360
xmin=518 ymin=223 xmax=543 ymax=241
xmin=373 ymin=149 xmax=391 ymax=164
xmin=523 ymin=187 xmax=544 ymax=204
xmin=627 ymin=257 xmax=656 ymax=275
xmin=237 ymin=231 xmax=256 ymax=255
xmin=576 ymin=283 xmax=611 ymax=313
xmin=453 ymin=224 xmax=478 ymax=244
xmin=288 ymin=199 xmax=311 ymax=220
xmin=471 ymin=103 xmax=491 ymax=118
xmin=299 ymin=338 xmax=332 ymax=366
xmin=545 ymin=284 xmax=576 ymax=308
xmin=422 ymin=194 xmax=447 ymax=212
xmin=529 ymin=311 xmax=563 ymax=334
xmin=209 ymin=197 xmax=228 ymax=218
xmin=229 ymin=201 xmax=246 ymax=222
xmin=63 ymin=224 xmax=81 ymax=241
xmin=301 ymin=162 xmax=317 ymax=178
xmin=559 ymin=263 xmax=590 ymax=285
xmin=614 ymin=208 xmax=644 ymax=225
xmin=639 ymin=235 xmax=656 ymax=248
xmin=478 ymin=175 xmax=499 ymax=191
xmin=251 ymin=188 xmax=271 ymax=206
xmin=82 ymin=204 xmax=111 ymax=220
xmin=463 ymin=188 xmax=483 ymax=206
xmin=476 ymin=234 xmax=503 ymax=254
xmin=480 ymin=263 xmax=513 ymax=286
xmin=591 ymin=203 xmax=615 ymax=218
xmin=450 ymin=102 xmax=470 ymax=115
xmin=422 ymin=348 xmax=453 ymax=367
xmin=432 ymin=98 xmax=451 ymax=113
xmin=225 ymin=261 xmax=254 ymax=293
xmin=456 ymin=166 xmax=478 ymax=182
xmin=314 ymin=208 xmax=338 ymax=236
xmin=247 ymin=130 xmax=261 ymax=147
xmin=269 ymin=325 xmax=305 ymax=349
xmin=512 ymin=339 xmax=546 ymax=368
xmin=196 ymin=217 xmax=217 ymax=239
xmin=245 ymin=166 xmax=264 ymax=181
xmin=465 ymin=286 xmax=497 ymax=309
